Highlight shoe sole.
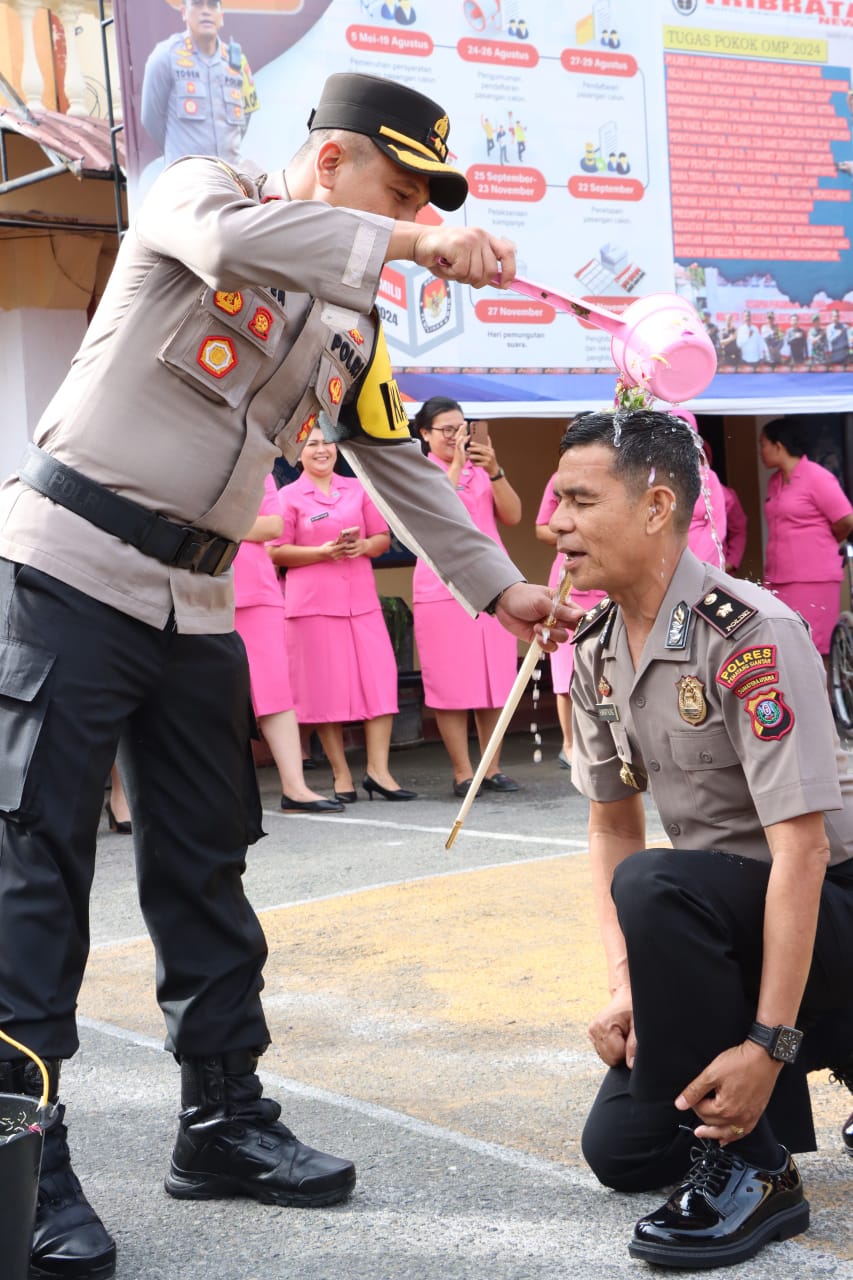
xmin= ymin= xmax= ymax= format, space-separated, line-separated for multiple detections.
xmin=628 ymin=1199 xmax=810 ymax=1269
xmin=29 ymin=1256 xmax=116 ymax=1280
xmin=164 ymin=1163 xmax=356 ymax=1208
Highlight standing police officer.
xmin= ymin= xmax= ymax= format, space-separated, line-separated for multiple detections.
xmin=141 ymin=0 xmax=258 ymax=167
xmin=0 ymin=73 xmax=576 ymax=1279
xmin=550 ymin=410 xmax=853 ymax=1270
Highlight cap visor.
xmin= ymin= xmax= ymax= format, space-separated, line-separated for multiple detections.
xmin=375 ymin=139 xmax=468 ymax=211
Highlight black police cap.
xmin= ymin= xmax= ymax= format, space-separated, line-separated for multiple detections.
xmin=307 ymin=72 xmax=468 ymax=212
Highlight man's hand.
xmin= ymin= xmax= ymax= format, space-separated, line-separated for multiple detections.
xmin=411 ymin=226 xmax=516 ymax=289
xmin=494 ymin=582 xmax=582 ymax=650
xmin=674 ymin=1040 xmax=783 ymax=1145
xmin=588 ymin=985 xmax=636 ymax=1067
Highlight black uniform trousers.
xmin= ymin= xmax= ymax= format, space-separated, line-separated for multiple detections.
xmin=581 ymin=847 xmax=853 ymax=1191
xmin=0 ymin=561 xmax=267 ymax=1061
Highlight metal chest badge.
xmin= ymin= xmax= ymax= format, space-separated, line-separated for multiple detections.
xmin=676 ymin=675 xmax=708 ymax=725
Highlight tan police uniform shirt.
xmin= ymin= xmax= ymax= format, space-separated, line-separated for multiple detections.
xmin=0 ymin=156 xmax=520 ymax=634
xmin=571 ymin=547 xmax=853 ymax=866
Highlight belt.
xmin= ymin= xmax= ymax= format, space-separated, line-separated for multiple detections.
xmin=17 ymin=444 xmax=239 ymax=577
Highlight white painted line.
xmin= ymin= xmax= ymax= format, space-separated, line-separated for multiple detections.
xmin=77 ymin=1015 xmax=599 ymax=1190
xmin=264 ymin=807 xmax=589 ymax=847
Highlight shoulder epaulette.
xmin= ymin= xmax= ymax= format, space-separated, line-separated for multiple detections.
xmin=692 ymin=587 xmax=757 ymax=638
xmin=573 ymin=597 xmax=616 ymax=645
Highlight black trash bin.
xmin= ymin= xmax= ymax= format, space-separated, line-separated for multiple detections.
xmin=0 ymin=1091 xmax=44 ymax=1279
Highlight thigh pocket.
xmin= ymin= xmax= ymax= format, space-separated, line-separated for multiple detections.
xmin=0 ymin=638 xmax=54 ymax=812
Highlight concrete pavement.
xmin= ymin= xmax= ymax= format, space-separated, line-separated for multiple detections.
xmin=60 ymin=729 xmax=853 ymax=1278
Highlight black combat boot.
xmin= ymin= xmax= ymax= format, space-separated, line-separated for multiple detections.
xmin=0 ymin=1058 xmax=116 ymax=1279
xmin=164 ymin=1050 xmax=356 ymax=1207
xmin=828 ymin=1056 xmax=853 ymax=1156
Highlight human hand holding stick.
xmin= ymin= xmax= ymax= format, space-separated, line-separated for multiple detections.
xmin=445 ymin=564 xmax=574 ymax=850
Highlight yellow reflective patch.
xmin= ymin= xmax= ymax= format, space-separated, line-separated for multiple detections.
xmin=355 ymin=326 xmax=409 ymax=439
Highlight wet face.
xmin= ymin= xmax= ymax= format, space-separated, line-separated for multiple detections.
xmin=183 ymin=0 xmax=224 ymax=45
xmin=324 ymin=141 xmax=430 ymax=222
xmin=300 ymin=428 xmax=337 ymax=478
xmin=421 ymin=407 xmax=466 ymax=463
xmin=549 ymin=444 xmax=654 ymax=595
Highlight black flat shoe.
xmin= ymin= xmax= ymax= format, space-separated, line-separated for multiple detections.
xmin=280 ymin=795 xmax=343 ymax=813
xmin=334 ymin=790 xmax=358 ymax=804
xmin=453 ymin=778 xmax=473 ymax=797
xmin=362 ymin=775 xmax=417 ymax=801
xmin=629 ymin=1140 xmax=809 ymax=1269
xmin=481 ymin=772 xmax=520 ymax=792
xmin=104 ymin=801 xmax=132 ymax=835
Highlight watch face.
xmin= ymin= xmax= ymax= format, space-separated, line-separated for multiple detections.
xmin=773 ymin=1027 xmax=803 ymax=1063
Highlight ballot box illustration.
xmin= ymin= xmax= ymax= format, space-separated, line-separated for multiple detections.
xmin=377 ymin=263 xmax=464 ymax=357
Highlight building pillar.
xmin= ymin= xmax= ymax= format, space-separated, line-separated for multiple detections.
xmin=58 ymin=2 xmax=88 ymax=116
xmin=16 ymin=0 xmax=46 ymax=110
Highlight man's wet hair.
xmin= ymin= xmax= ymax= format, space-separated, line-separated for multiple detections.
xmin=558 ymin=409 xmax=701 ymax=535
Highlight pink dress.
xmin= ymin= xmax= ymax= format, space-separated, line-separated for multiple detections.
xmin=723 ymin=485 xmax=748 ymax=571
xmin=233 ymin=473 xmax=293 ymax=717
xmin=275 ymin=472 xmax=398 ymax=724
xmin=536 ymin=474 xmax=606 ymax=695
xmin=413 ymin=454 xmax=517 ymax=709
xmin=688 ymin=465 xmax=727 ymax=567
xmin=764 ymin=455 xmax=852 ymax=654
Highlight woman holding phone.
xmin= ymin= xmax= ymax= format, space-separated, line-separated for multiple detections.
xmin=412 ymin=396 xmax=523 ymax=795
xmin=269 ymin=427 xmax=416 ymax=803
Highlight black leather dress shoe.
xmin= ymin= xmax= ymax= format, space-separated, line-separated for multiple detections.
xmin=629 ymin=1140 xmax=809 ymax=1268
xmin=30 ymin=1107 xmax=117 ymax=1279
xmin=453 ymin=778 xmax=473 ymax=797
xmin=481 ymin=772 xmax=520 ymax=792
xmin=165 ymin=1054 xmax=355 ymax=1208
xmin=280 ymin=794 xmax=343 ymax=813
xmin=334 ymin=790 xmax=358 ymax=804
xmin=362 ymin=775 xmax=417 ymax=801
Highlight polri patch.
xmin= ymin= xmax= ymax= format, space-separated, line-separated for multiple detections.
xmin=744 ymin=688 xmax=795 ymax=741
xmin=717 ymin=645 xmax=777 ymax=691
xmin=693 ymin=588 xmax=756 ymax=637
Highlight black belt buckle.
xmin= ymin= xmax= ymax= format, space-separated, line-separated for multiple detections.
xmin=172 ymin=529 xmax=238 ymax=576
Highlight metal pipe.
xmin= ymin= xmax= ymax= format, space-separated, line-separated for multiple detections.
xmin=0 ymin=163 xmax=69 ymax=196
xmin=97 ymin=0 xmax=125 ymax=242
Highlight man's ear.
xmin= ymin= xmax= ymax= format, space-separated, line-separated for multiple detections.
xmin=315 ymin=139 xmax=345 ymax=193
xmin=647 ymin=485 xmax=678 ymax=531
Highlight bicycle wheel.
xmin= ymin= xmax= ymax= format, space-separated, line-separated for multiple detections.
xmin=829 ymin=612 xmax=853 ymax=736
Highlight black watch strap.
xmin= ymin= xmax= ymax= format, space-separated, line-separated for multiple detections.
xmin=747 ymin=1020 xmax=803 ymax=1064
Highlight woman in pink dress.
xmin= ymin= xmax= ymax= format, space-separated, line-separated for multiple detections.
xmin=760 ymin=417 xmax=853 ymax=666
xmin=233 ymin=473 xmax=342 ymax=814
xmin=670 ymin=411 xmax=727 ymax=567
xmin=412 ymin=397 xmax=522 ymax=796
xmin=536 ymin=471 xmax=607 ymax=771
xmin=269 ymin=428 xmax=416 ymax=803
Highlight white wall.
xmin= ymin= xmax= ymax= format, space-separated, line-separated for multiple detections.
xmin=0 ymin=309 xmax=87 ymax=480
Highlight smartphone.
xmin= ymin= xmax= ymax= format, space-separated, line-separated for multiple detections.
xmin=339 ymin=526 xmax=359 ymax=543
xmin=466 ymin=420 xmax=490 ymax=448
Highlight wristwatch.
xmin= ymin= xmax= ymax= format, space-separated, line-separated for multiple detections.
xmin=489 ymin=468 xmax=506 ymax=483
xmin=747 ymin=1021 xmax=803 ymax=1064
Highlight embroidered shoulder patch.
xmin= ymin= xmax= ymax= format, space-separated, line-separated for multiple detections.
xmin=693 ymin=588 xmax=756 ymax=637
xmin=744 ymin=688 xmax=795 ymax=740
xmin=573 ymin=598 xmax=616 ymax=645
xmin=716 ymin=646 xmax=777 ymax=697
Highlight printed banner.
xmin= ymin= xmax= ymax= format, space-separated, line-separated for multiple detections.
xmin=113 ymin=0 xmax=853 ymax=415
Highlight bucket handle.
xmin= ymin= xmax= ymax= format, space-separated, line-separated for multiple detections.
xmin=0 ymin=1029 xmax=50 ymax=1108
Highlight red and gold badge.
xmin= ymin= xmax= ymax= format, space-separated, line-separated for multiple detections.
xmin=185 ymin=82 xmax=197 ymax=95
xmin=744 ymin=688 xmax=795 ymax=741
xmin=197 ymin=336 xmax=237 ymax=379
xmin=214 ymin=291 xmax=244 ymax=315
xmin=184 ymin=100 xmax=199 ymax=116
xmin=328 ymin=376 xmax=343 ymax=406
xmin=597 ymin=676 xmax=612 ymax=699
xmin=296 ymin=412 xmax=317 ymax=443
xmin=348 ymin=328 xmax=365 ymax=346
xmin=248 ymin=306 xmax=273 ymax=341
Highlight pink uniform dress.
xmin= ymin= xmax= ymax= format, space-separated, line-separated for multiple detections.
xmin=413 ymin=454 xmax=517 ymax=709
xmin=764 ymin=455 xmax=853 ymax=654
xmin=276 ymin=471 xmax=398 ymax=724
xmin=688 ymin=465 xmax=727 ymax=567
xmin=723 ymin=484 xmax=748 ymax=571
xmin=233 ymin=473 xmax=293 ymax=716
xmin=536 ymin=474 xmax=606 ymax=695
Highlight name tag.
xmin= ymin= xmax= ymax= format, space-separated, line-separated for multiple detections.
xmin=309 ymin=512 xmax=329 ymax=522
xmin=596 ymin=703 xmax=620 ymax=722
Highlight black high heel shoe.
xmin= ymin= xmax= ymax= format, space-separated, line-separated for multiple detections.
xmin=362 ymin=775 xmax=417 ymax=802
xmin=105 ymin=801 xmax=132 ymax=835
xmin=334 ymin=790 xmax=358 ymax=805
